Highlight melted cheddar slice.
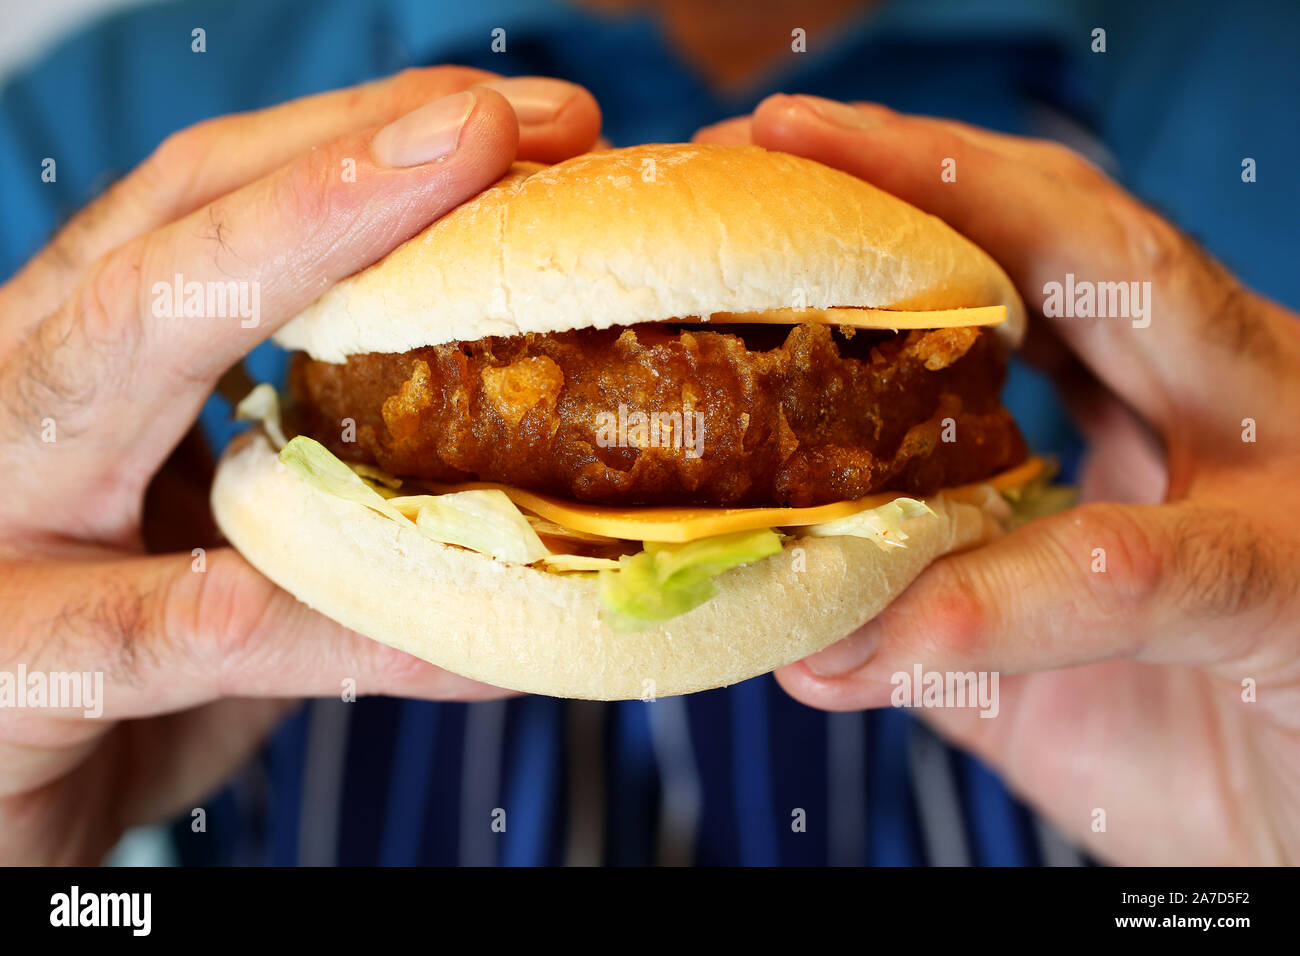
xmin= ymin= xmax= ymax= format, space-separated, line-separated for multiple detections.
xmin=702 ymin=305 xmax=1006 ymax=330
xmin=424 ymin=457 xmax=1045 ymax=544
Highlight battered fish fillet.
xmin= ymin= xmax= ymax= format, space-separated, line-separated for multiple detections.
xmin=287 ymin=323 xmax=1027 ymax=507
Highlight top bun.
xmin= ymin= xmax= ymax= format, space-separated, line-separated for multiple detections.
xmin=273 ymin=144 xmax=1026 ymax=362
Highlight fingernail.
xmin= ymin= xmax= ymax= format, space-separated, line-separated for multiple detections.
xmin=477 ymin=76 xmax=578 ymax=125
xmin=372 ymin=90 xmax=476 ymax=167
xmin=804 ymin=624 xmax=882 ymax=677
xmin=796 ymin=95 xmax=883 ymax=132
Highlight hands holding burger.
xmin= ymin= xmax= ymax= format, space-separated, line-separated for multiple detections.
xmin=1 ymin=72 xmax=1296 ymax=868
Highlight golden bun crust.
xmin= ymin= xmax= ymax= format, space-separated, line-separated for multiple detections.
xmin=212 ymin=432 xmax=1004 ymax=700
xmin=273 ymin=144 xmax=1025 ymax=362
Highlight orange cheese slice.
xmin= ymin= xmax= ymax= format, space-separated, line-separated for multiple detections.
xmin=702 ymin=305 xmax=1006 ymax=330
xmin=422 ymin=457 xmax=1045 ymax=544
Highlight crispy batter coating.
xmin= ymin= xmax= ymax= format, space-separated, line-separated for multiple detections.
xmin=288 ymin=323 xmax=1026 ymax=507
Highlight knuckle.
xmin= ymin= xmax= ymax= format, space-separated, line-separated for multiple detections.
xmin=423 ymin=64 xmax=495 ymax=90
xmin=44 ymin=195 xmax=114 ymax=275
xmin=1113 ymin=198 xmax=1187 ymax=282
xmin=375 ymin=67 xmax=430 ymax=115
xmin=274 ymin=146 xmax=347 ymax=229
xmin=2 ymin=240 xmax=149 ymax=441
xmin=382 ymin=65 xmax=493 ymax=114
xmin=930 ymin=127 xmax=975 ymax=168
xmin=1069 ymin=501 xmax=1167 ymax=613
xmin=1038 ymin=140 xmax=1106 ymax=183
xmin=896 ymin=558 xmax=988 ymax=662
xmin=78 ymin=239 xmax=146 ymax=350
xmin=1103 ymin=198 xmax=1282 ymax=369
xmin=135 ymin=123 xmax=211 ymax=211
xmin=177 ymin=551 xmax=281 ymax=696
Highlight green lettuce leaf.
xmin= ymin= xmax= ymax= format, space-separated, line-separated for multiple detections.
xmin=235 ymin=383 xmax=288 ymax=450
xmin=800 ymin=497 xmax=934 ymax=549
xmin=278 ymin=435 xmax=407 ymax=522
xmin=280 ymin=440 xmax=551 ymax=563
xmin=413 ymin=489 xmax=550 ymax=565
xmin=599 ymin=528 xmax=782 ymax=629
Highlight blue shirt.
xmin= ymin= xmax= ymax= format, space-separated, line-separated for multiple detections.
xmin=3 ymin=0 xmax=1296 ymax=865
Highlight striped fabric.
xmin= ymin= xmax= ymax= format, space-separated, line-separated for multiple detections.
xmin=207 ymin=684 xmax=1085 ymax=866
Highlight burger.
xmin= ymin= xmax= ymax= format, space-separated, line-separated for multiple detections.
xmin=212 ymin=143 xmax=1046 ymax=700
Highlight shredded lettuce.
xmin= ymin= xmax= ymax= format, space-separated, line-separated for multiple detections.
xmin=276 ymin=436 xmax=785 ymax=627
xmin=599 ymin=528 xmax=782 ymax=630
xmin=278 ymin=438 xmax=557 ymax=566
xmin=801 ymin=497 xmax=934 ymax=550
xmin=280 ymin=441 xmax=550 ymax=564
xmin=1002 ymin=461 xmax=1077 ymax=527
xmin=235 ymin=383 xmax=288 ymax=450
xmin=278 ymin=435 xmax=407 ymax=522
xmin=276 ymin=431 xmax=1077 ymax=631
xmin=414 ymin=490 xmax=550 ymax=565
xmin=387 ymin=491 xmax=551 ymax=564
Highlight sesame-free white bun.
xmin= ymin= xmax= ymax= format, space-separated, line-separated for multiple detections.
xmin=212 ymin=432 xmax=1006 ymax=700
xmin=226 ymin=143 xmax=1026 ymax=699
xmin=273 ymin=144 xmax=1025 ymax=362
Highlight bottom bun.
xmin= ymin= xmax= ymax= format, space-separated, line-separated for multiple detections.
xmin=212 ymin=431 xmax=1004 ymax=700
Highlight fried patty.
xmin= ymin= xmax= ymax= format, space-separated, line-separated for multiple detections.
xmin=287 ymin=322 xmax=1026 ymax=507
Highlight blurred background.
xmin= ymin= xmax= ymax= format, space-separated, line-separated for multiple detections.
xmin=0 ymin=0 xmax=155 ymax=79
